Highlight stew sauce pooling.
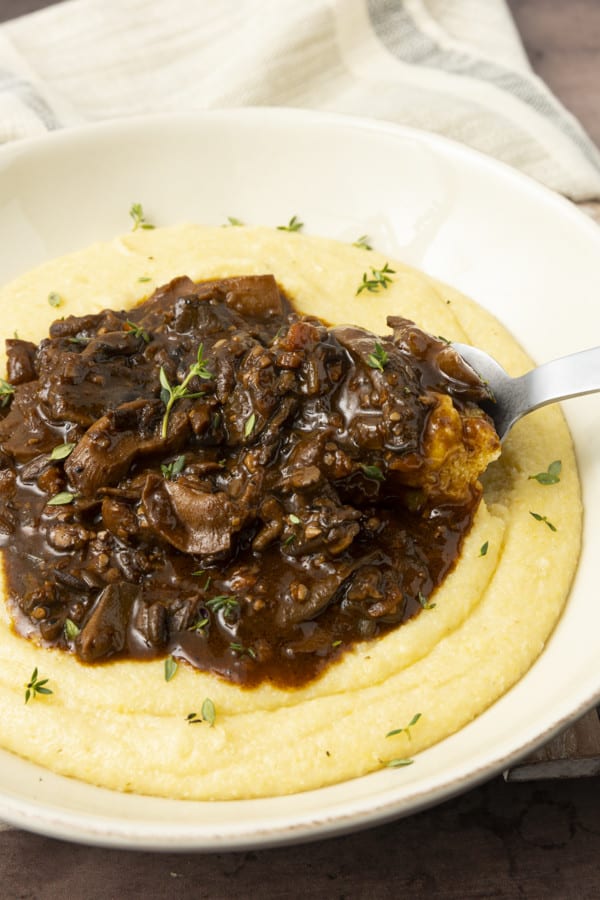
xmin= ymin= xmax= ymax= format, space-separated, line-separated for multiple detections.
xmin=0 ymin=275 xmax=500 ymax=687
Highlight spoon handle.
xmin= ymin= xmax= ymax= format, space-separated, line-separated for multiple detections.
xmin=516 ymin=346 xmax=600 ymax=412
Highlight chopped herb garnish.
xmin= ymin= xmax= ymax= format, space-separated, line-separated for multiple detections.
xmin=386 ymin=758 xmax=414 ymax=768
xmin=206 ymin=595 xmax=239 ymax=619
xmin=64 ymin=618 xmax=80 ymax=640
xmin=356 ymin=263 xmax=395 ymax=295
xmin=529 ymin=511 xmax=557 ymax=531
xmin=160 ymin=344 xmax=213 ymax=438
xmin=46 ymin=491 xmax=75 ymax=506
xmin=125 ymin=320 xmax=151 ymax=342
xmin=244 ymin=412 xmax=256 ymax=438
xmin=161 ymin=454 xmax=186 ymax=480
xmin=137 ymin=276 xmax=152 ymax=283
xmin=164 ymin=656 xmax=178 ymax=682
xmin=230 ymin=641 xmax=257 ymax=659
xmin=360 ymin=464 xmax=385 ymax=482
xmin=48 ymin=291 xmax=63 ymax=308
xmin=0 ymin=378 xmax=15 ymax=407
xmin=386 ymin=712 xmax=422 ymax=740
xmin=417 ymin=592 xmax=436 ymax=610
xmin=49 ymin=442 xmax=76 ymax=461
xmin=353 ymin=235 xmax=372 ymax=251
xmin=24 ymin=667 xmax=52 ymax=704
xmin=129 ymin=202 xmax=155 ymax=231
xmin=288 ymin=513 xmax=301 ymax=525
xmin=332 ymin=640 xmax=342 ymax=648
xmin=277 ymin=215 xmax=303 ymax=232
xmin=189 ymin=616 xmax=209 ymax=633
xmin=225 ymin=216 xmax=244 ymax=227
xmin=201 ymin=697 xmax=216 ymax=727
xmin=529 ymin=460 xmax=562 ymax=485
xmin=479 ymin=541 xmax=489 ymax=557
xmin=186 ymin=712 xmax=202 ymax=724
xmin=282 ymin=534 xmax=296 ymax=547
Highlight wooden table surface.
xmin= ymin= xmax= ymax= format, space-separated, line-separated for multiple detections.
xmin=1 ymin=1 xmax=599 ymax=897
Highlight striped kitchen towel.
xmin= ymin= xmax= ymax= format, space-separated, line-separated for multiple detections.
xmin=1 ymin=0 xmax=599 ymax=200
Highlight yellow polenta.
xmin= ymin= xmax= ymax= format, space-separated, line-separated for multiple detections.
xmin=0 ymin=225 xmax=581 ymax=800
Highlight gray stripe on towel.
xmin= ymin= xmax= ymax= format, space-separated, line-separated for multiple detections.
xmin=367 ymin=0 xmax=600 ymax=173
xmin=0 ymin=70 xmax=60 ymax=131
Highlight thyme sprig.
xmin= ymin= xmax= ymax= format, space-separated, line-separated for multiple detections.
xmin=230 ymin=641 xmax=257 ymax=659
xmin=161 ymin=454 xmax=186 ymax=480
xmin=386 ymin=712 xmax=422 ymax=740
xmin=206 ymin=595 xmax=239 ymax=620
xmin=125 ymin=320 xmax=151 ymax=343
xmin=129 ymin=202 xmax=155 ymax=231
xmin=529 ymin=460 xmax=562 ymax=485
xmin=159 ymin=344 xmax=213 ymax=438
xmin=356 ymin=263 xmax=396 ymax=295
xmin=0 ymin=378 xmax=15 ymax=407
xmin=367 ymin=342 xmax=389 ymax=372
xmin=24 ymin=667 xmax=53 ymax=704
xmin=277 ymin=215 xmax=303 ymax=232
xmin=529 ymin=511 xmax=557 ymax=532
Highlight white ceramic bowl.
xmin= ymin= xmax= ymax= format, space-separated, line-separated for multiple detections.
xmin=0 ymin=109 xmax=598 ymax=850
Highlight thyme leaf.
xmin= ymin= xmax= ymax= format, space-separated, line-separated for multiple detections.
xmin=48 ymin=291 xmax=63 ymax=308
xmin=164 ymin=656 xmax=178 ymax=682
xmin=417 ymin=592 xmax=436 ymax=610
xmin=353 ymin=235 xmax=372 ymax=251
xmin=360 ymin=464 xmax=385 ymax=482
xmin=50 ymin=442 xmax=76 ymax=461
xmin=64 ymin=618 xmax=80 ymax=640
xmin=46 ymin=491 xmax=76 ymax=506
xmin=201 ymin=697 xmax=216 ymax=726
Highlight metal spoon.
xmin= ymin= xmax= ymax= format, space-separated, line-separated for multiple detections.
xmin=452 ymin=343 xmax=600 ymax=441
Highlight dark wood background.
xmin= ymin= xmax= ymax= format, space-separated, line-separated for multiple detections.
xmin=1 ymin=1 xmax=599 ymax=897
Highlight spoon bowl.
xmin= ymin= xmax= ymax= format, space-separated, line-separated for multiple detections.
xmin=452 ymin=343 xmax=600 ymax=441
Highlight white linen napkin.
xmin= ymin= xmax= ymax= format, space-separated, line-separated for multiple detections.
xmin=1 ymin=0 xmax=600 ymax=201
